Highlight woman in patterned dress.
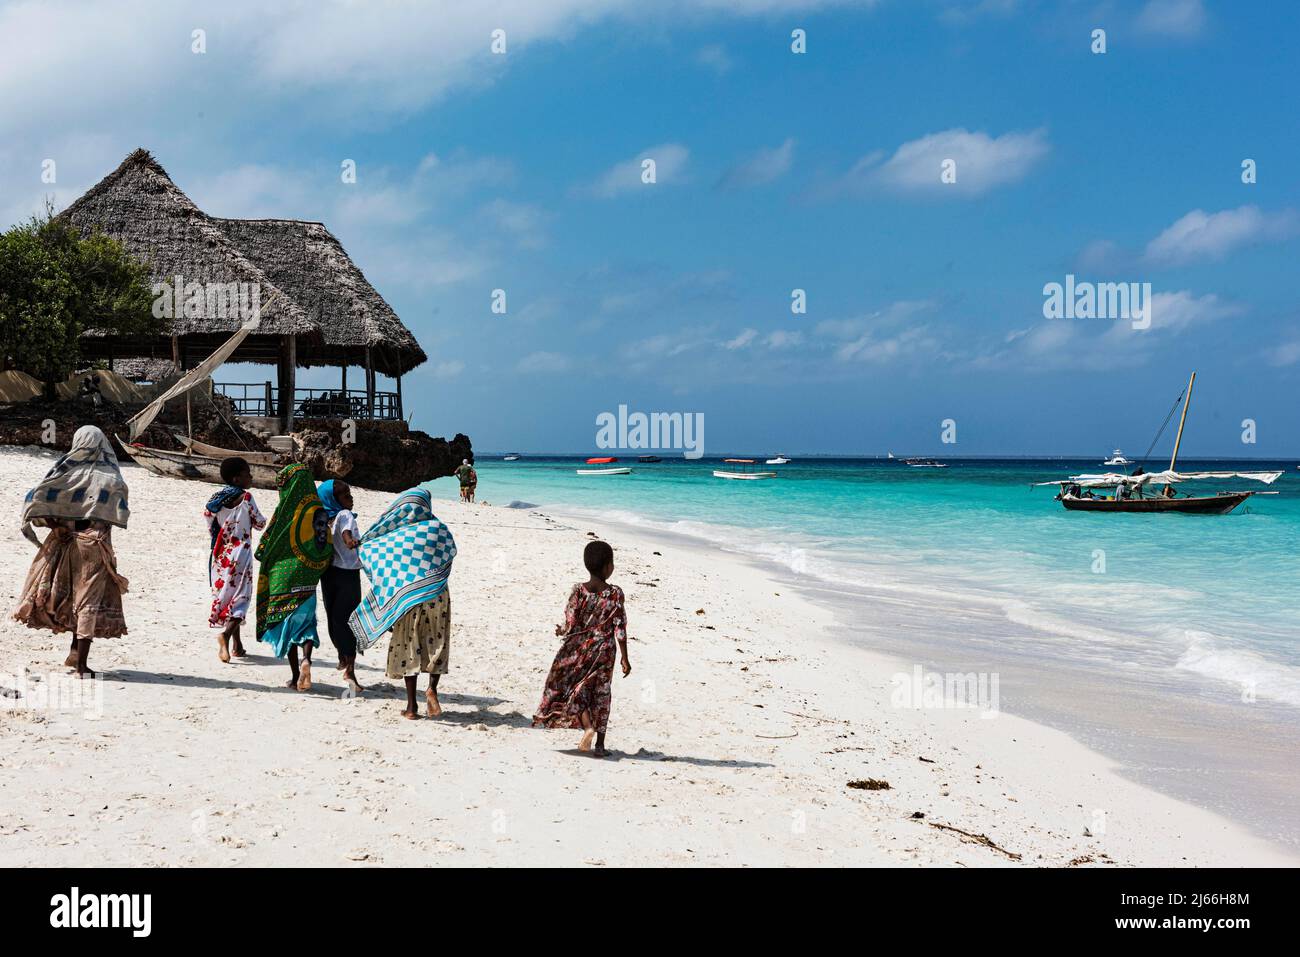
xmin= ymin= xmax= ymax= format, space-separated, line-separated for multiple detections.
xmin=533 ymin=540 xmax=631 ymax=757
xmin=13 ymin=426 xmax=130 ymax=678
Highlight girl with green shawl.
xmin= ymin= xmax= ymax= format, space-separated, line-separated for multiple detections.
xmin=255 ymin=463 xmax=333 ymax=690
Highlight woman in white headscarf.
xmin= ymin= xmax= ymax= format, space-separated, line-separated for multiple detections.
xmin=13 ymin=425 xmax=130 ymax=677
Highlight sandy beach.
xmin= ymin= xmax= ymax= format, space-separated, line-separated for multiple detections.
xmin=0 ymin=445 xmax=1292 ymax=867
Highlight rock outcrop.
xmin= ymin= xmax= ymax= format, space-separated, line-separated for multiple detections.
xmin=291 ymin=419 xmax=472 ymax=492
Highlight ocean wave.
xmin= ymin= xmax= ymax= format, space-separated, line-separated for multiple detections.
xmin=1175 ymin=630 xmax=1300 ymax=708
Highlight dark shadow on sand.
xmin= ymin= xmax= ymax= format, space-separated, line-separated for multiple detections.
xmin=555 ymin=748 xmax=773 ymax=768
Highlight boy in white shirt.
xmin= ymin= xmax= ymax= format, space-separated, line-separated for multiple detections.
xmin=318 ymin=480 xmax=363 ymax=692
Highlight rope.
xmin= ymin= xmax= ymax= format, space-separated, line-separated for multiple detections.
xmin=1137 ymin=386 xmax=1188 ymax=470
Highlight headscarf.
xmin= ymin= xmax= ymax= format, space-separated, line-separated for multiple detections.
xmin=205 ymin=485 xmax=247 ymax=550
xmin=349 ymin=488 xmax=456 ymax=653
xmin=253 ymin=463 xmax=332 ymax=641
xmin=317 ymin=479 xmax=344 ymax=520
xmin=21 ymin=425 xmax=129 ymax=546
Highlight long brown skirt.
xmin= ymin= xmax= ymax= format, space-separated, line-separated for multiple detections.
xmin=13 ymin=522 xmax=128 ymax=639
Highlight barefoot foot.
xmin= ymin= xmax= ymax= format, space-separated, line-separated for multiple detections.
xmin=231 ymin=640 xmax=247 ymax=658
xmin=63 ymin=652 xmax=78 ymax=667
xmin=218 ymin=637 xmax=231 ymax=664
xmin=286 ymin=676 xmax=299 ymax=689
xmin=297 ymin=659 xmax=312 ymax=692
xmin=579 ymin=729 xmax=596 ymax=752
xmin=400 ymin=707 xmax=420 ymax=720
xmin=425 ymin=687 xmax=442 ymax=717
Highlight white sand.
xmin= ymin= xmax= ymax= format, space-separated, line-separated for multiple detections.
xmin=0 ymin=445 xmax=1292 ymax=867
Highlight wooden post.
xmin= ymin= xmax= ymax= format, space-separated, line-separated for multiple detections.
xmin=279 ymin=335 xmax=297 ymax=434
xmin=264 ymin=381 xmax=273 ymax=420
xmin=341 ymin=365 xmax=348 ymax=393
xmin=171 ymin=336 xmax=181 ymax=373
xmin=365 ymin=346 xmax=375 ymax=420
xmin=395 ymin=372 xmax=403 ymax=421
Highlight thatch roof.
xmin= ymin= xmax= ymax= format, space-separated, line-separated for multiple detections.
xmin=62 ymin=149 xmax=425 ymax=377
xmin=215 ymin=218 xmax=426 ymax=376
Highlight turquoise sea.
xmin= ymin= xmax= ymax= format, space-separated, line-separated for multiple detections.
xmin=426 ymin=455 xmax=1300 ymax=847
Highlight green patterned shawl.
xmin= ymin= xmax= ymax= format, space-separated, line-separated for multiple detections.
xmin=254 ymin=463 xmax=332 ymax=639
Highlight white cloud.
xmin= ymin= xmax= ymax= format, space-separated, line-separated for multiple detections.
xmin=1143 ymin=206 xmax=1298 ymax=266
xmin=1135 ymin=0 xmax=1207 ymax=38
xmin=695 ymin=44 xmax=735 ymax=75
xmin=765 ymin=329 xmax=803 ymax=349
xmin=576 ymin=143 xmax=690 ymax=198
xmin=1267 ymin=339 xmax=1300 ymax=367
xmin=717 ymin=138 xmax=795 ymax=190
xmin=430 ymin=360 xmax=466 ymax=379
xmin=482 ymin=199 xmax=548 ymax=249
xmin=723 ymin=328 xmax=758 ymax=349
xmin=516 ymin=351 xmax=573 ymax=374
xmin=0 ymin=2 xmax=885 ymax=145
xmin=830 ymin=128 xmax=1049 ymax=198
xmin=980 ymin=290 xmax=1242 ymax=371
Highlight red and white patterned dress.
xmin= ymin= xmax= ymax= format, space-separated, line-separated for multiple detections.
xmin=533 ymin=583 xmax=627 ymax=733
xmin=205 ymin=491 xmax=266 ymax=627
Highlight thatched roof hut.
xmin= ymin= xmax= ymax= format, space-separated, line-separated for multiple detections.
xmin=214 ymin=218 xmax=425 ymax=377
xmin=61 ymin=148 xmax=424 ymax=430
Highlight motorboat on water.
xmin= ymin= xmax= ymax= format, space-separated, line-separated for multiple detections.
xmin=904 ymin=458 xmax=948 ymax=468
xmin=713 ymin=458 xmax=778 ymax=480
xmin=503 ymin=453 xmax=521 ymax=461
xmin=765 ymin=454 xmax=792 ymax=465
xmin=577 ymin=456 xmax=631 ymax=476
xmin=1102 ymin=449 xmax=1132 ymax=466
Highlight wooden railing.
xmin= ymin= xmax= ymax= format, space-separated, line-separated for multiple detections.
xmin=214 ymin=382 xmax=400 ymax=421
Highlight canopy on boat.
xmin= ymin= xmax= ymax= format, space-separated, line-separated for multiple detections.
xmin=586 ymin=457 xmax=618 ymax=464
xmin=724 ymin=458 xmax=755 ymax=464
xmin=1034 ymin=470 xmax=1283 ymax=489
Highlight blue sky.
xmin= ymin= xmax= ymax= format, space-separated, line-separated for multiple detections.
xmin=2 ymin=0 xmax=1297 ymax=456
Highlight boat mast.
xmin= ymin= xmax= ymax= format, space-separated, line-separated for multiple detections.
xmin=1168 ymin=371 xmax=1196 ymax=471
xmin=1162 ymin=371 xmax=1196 ymax=496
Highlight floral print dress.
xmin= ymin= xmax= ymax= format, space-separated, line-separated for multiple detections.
xmin=533 ymin=583 xmax=627 ymax=734
xmin=205 ymin=490 xmax=266 ymax=627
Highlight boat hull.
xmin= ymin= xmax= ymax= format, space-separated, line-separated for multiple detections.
xmin=119 ymin=440 xmax=281 ymax=489
xmin=1061 ymin=492 xmax=1252 ymax=514
xmin=576 ymin=467 xmax=631 ymax=475
xmin=176 ymin=435 xmax=280 ymax=466
xmin=713 ymin=470 xmax=777 ymax=480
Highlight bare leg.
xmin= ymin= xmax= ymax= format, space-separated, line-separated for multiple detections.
xmin=594 ymin=730 xmax=608 ymax=758
xmin=425 ymin=673 xmax=441 ymax=717
xmin=401 ymin=675 xmax=420 ymax=719
xmin=217 ymin=627 xmax=231 ymax=663
xmin=578 ymin=709 xmax=596 ymax=752
xmin=287 ymin=646 xmax=300 ymax=689
xmin=64 ymin=636 xmax=78 ymax=668
xmin=229 ymin=621 xmax=246 ymax=657
xmin=74 ymin=637 xmax=95 ymax=679
xmin=344 ymin=655 xmax=363 ymax=693
xmin=297 ymin=643 xmax=313 ymax=691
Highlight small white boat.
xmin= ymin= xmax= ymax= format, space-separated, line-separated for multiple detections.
xmin=905 ymin=458 xmax=948 ymax=468
xmin=576 ymin=467 xmax=631 ymax=476
xmin=1102 ymin=449 xmax=1132 ymax=466
xmin=714 ymin=459 xmax=777 ymax=480
xmin=766 ymin=455 xmax=792 ymax=465
xmin=503 ymin=453 xmax=520 ymax=461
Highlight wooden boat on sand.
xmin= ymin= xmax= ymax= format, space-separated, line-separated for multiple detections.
xmin=119 ymin=441 xmax=281 ymax=489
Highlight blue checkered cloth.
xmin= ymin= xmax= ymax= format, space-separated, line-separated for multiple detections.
xmin=348 ymin=488 xmax=456 ymax=653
